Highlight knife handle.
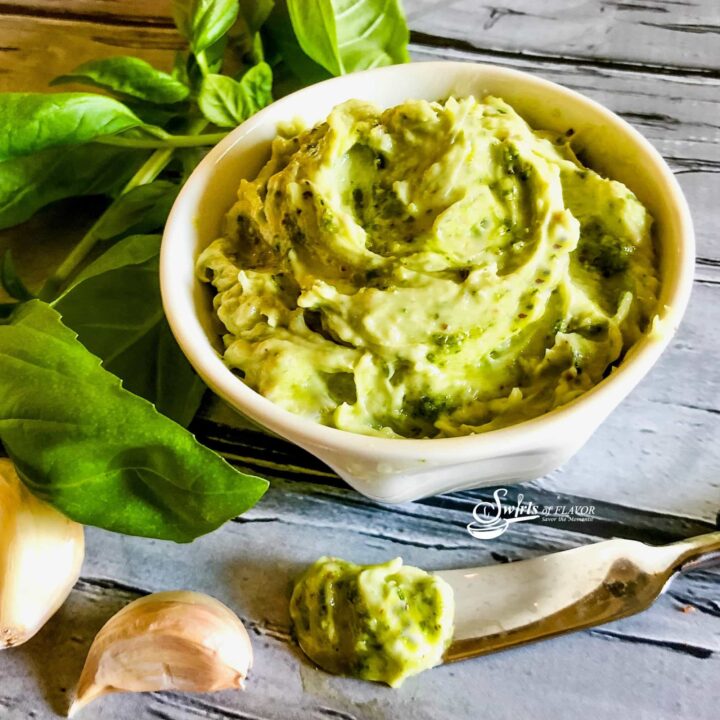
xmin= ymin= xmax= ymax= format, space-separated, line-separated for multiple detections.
xmin=667 ymin=531 xmax=720 ymax=574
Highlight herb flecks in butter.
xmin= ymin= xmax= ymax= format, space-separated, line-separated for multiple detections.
xmin=197 ymin=96 xmax=659 ymax=438
xmin=289 ymin=557 xmax=454 ymax=687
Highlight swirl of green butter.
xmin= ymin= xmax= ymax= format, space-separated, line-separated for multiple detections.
xmin=197 ymin=96 xmax=658 ymax=438
xmin=289 ymin=557 xmax=454 ymax=687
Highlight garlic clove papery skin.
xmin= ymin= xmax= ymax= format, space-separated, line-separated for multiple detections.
xmin=0 ymin=458 xmax=85 ymax=649
xmin=70 ymin=590 xmax=253 ymax=717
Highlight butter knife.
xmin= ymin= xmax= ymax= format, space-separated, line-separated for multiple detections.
xmin=436 ymin=532 xmax=720 ymax=662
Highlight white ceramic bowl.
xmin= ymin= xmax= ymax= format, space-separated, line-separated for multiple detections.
xmin=161 ymin=61 xmax=694 ymax=503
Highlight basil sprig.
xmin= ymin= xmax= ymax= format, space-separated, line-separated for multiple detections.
xmin=0 ymin=0 xmax=409 ymax=541
xmin=0 ymin=302 xmax=268 ymax=542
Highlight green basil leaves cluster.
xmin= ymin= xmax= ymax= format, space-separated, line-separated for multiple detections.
xmin=0 ymin=0 xmax=409 ymax=542
xmin=199 ymin=62 xmax=273 ymax=127
xmin=286 ymin=0 xmax=410 ymax=76
xmin=0 ymin=302 xmax=267 ymax=542
xmin=52 ymin=57 xmax=191 ymax=104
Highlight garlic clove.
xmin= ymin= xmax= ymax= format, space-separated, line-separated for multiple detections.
xmin=69 ymin=590 xmax=253 ymax=717
xmin=0 ymin=458 xmax=85 ymax=649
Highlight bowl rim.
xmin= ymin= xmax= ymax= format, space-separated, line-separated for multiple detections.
xmin=161 ymin=60 xmax=695 ymax=463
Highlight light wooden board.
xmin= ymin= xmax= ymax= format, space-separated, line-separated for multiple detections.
xmin=0 ymin=1 xmax=719 ymax=719
xmin=0 ymin=13 xmax=179 ymax=90
xmin=6 ymin=0 xmax=176 ymax=24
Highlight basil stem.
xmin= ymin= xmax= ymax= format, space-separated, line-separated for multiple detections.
xmin=95 ymin=131 xmax=227 ymax=149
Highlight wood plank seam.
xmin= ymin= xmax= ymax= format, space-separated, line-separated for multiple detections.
xmin=409 ymin=33 xmax=720 ymax=80
xmin=0 ymin=3 xmax=175 ymax=28
xmin=0 ymin=5 xmax=716 ymax=82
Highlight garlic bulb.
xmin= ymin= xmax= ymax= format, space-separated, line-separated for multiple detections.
xmin=70 ymin=590 xmax=253 ymax=716
xmin=0 ymin=457 xmax=85 ymax=649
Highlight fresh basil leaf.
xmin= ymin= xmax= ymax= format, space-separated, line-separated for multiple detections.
xmin=63 ymin=233 xmax=162 ymax=289
xmin=152 ymin=321 xmax=208 ymax=427
xmin=0 ymin=144 xmax=146 ymax=231
xmin=51 ymin=57 xmax=190 ymax=105
xmin=264 ymin=1 xmax=332 ymax=91
xmin=198 ymin=75 xmax=242 ymax=126
xmin=218 ymin=0 xmax=273 ymax=66
xmin=54 ymin=234 xmax=205 ymax=426
xmin=203 ymin=35 xmax=229 ymax=73
xmin=198 ymin=62 xmax=273 ymax=127
xmin=0 ymin=93 xmax=143 ymax=162
xmin=0 ymin=301 xmax=267 ymax=541
xmin=251 ymin=29 xmax=266 ymax=63
xmin=97 ymin=315 xmax=206 ymax=428
xmin=93 ymin=181 xmax=179 ymax=241
xmin=1 ymin=251 xmax=35 ymax=301
xmin=285 ymin=0 xmax=409 ymax=76
xmin=286 ymin=0 xmax=341 ymax=75
xmin=173 ymin=0 xmax=239 ymax=55
xmin=239 ymin=0 xmax=274 ymax=34
xmin=181 ymin=36 xmax=229 ymax=93
xmin=124 ymin=100 xmax=190 ymax=128
xmin=172 ymin=50 xmax=192 ymax=86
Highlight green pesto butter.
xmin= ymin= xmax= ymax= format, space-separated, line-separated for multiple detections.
xmin=289 ymin=557 xmax=454 ymax=687
xmin=197 ymin=95 xmax=659 ymax=438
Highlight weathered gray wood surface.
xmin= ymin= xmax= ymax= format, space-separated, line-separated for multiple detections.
xmin=4 ymin=489 xmax=720 ymax=720
xmin=406 ymin=0 xmax=720 ymax=73
xmin=1 ymin=1 xmax=719 ymax=719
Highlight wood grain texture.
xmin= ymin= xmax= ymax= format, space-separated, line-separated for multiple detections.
xmin=0 ymin=13 xmax=180 ymax=92
xmin=3 ymin=0 xmax=174 ymax=24
xmin=1 ymin=481 xmax=719 ymax=719
xmin=5 ymin=0 xmax=719 ymax=72
xmin=406 ymin=0 xmax=720 ymax=73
